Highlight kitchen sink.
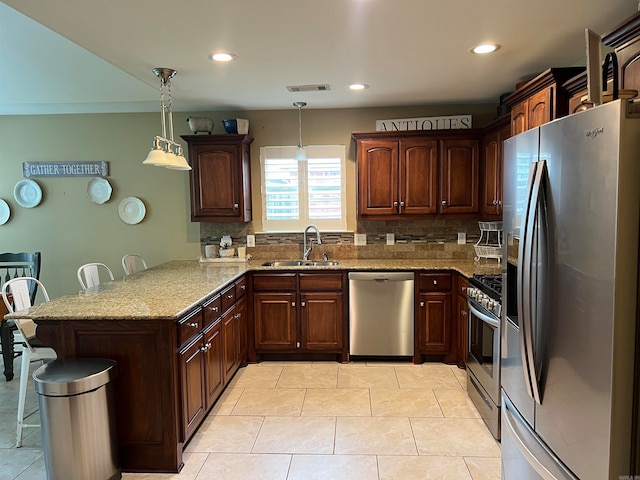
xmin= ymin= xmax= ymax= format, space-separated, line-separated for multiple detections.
xmin=261 ymin=260 xmax=339 ymax=267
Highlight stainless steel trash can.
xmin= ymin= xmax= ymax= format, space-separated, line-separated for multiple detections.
xmin=33 ymin=358 xmax=120 ymax=480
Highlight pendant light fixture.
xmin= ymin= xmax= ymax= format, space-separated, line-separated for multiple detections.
xmin=143 ymin=68 xmax=191 ymax=171
xmin=293 ymin=101 xmax=307 ymax=162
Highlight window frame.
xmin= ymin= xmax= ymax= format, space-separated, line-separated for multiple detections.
xmin=260 ymin=145 xmax=347 ymax=232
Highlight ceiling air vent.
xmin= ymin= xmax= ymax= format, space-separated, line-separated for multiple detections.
xmin=286 ymin=84 xmax=331 ymax=92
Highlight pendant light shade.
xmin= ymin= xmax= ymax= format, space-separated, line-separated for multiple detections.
xmin=294 ymin=101 xmax=307 ymax=162
xmin=143 ymin=68 xmax=191 ymax=171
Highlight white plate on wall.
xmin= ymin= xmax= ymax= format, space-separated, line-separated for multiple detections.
xmin=13 ymin=179 xmax=42 ymax=208
xmin=87 ymin=177 xmax=112 ymax=204
xmin=118 ymin=197 xmax=146 ymax=224
xmin=0 ymin=199 xmax=10 ymax=225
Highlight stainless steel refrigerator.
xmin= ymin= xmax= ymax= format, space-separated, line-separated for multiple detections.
xmin=501 ymin=99 xmax=640 ymax=480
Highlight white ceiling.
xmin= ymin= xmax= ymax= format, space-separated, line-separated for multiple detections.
xmin=0 ymin=0 xmax=637 ymax=115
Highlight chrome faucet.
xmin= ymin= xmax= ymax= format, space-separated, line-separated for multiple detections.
xmin=303 ymin=224 xmax=322 ymax=261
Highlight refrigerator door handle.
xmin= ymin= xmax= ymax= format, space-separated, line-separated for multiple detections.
xmin=503 ymin=395 xmax=578 ymax=480
xmin=518 ymin=162 xmax=538 ymax=400
xmin=523 ymin=160 xmax=547 ymax=405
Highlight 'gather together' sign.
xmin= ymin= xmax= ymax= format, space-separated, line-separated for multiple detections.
xmin=23 ymin=161 xmax=109 ymax=178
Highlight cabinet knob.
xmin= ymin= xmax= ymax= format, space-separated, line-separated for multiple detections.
xmin=420 ymin=301 xmax=425 ymax=307
xmin=234 ymin=203 xmax=239 ymax=208
xmin=240 ymin=285 xmax=246 ymax=290
xmin=234 ymin=313 xmax=241 ymax=319
xmin=461 ymin=310 xmax=467 ymax=316
xmin=493 ymin=200 xmax=498 ymax=205
xmin=301 ymin=301 xmax=306 ymax=307
xmin=393 ymin=201 xmax=399 ymax=207
xmin=296 ymin=341 xmax=301 ymax=348
xmin=227 ymin=294 xmax=234 ymax=299
xmin=433 ymin=280 xmax=437 ymax=285
xmin=399 ymin=201 xmax=405 ymax=207
xmin=441 ymin=200 xmax=447 ymax=205
xmin=461 ymin=286 xmax=466 ymax=293
xmin=292 ymin=301 xmax=296 ymax=307
xmin=188 ymin=322 xmax=199 ymax=328
xmin=211 ymin=306 xmax=219 ymax=312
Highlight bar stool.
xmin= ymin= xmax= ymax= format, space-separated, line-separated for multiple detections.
xmin=1 ymin=277 xmax=57 ymax=447
xmin=77 ymin=263 xmax=114 ymax=291
xmin=121 ymin=254 xmax=147 ymax=276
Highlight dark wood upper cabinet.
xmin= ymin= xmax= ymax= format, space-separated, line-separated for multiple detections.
xmin=603 ymin=12 xmax=640 ymax=94
xmin=181 ymin=134 xmax=253 ymax=222
xmin=353 ymin=130 xmax=479 ymax=220
xmin=503 ymin=67 xmax=585 ymax=135
xmin=480 ymin=115 xmax=510 ymax=220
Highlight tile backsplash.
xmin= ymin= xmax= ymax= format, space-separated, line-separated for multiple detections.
xmin=200 ymin=218 xmax=489 ymax=260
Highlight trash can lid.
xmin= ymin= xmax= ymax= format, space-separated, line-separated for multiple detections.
xmin=33 ymin=358 xmax=117 ymax=396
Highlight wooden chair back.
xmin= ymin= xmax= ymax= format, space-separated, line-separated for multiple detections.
xmin=0 ymin=252 xmax=41 ymax=305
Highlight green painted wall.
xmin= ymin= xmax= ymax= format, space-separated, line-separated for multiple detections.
xmin=0 ymin=103 xmax=496 ymax=298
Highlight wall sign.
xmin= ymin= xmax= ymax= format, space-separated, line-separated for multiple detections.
xmin=376 ymin=115 xmax=472 ymax=132
xmin=23 ymin=161 xmax=109 ymax=178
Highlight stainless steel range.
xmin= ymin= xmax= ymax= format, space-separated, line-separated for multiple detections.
xmin=466 ymin=273 xmax=502 ymax=440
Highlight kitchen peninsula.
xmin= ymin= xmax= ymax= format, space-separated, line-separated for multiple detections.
xmin=5 ymin=259 xmax=499 ymax=473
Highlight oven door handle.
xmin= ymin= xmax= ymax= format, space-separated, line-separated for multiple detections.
xmin=468 ymin=302 xmax=500 ymax=329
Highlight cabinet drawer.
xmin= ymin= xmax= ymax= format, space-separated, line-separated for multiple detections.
xmin=418 ymin=273 xmax=452 ymax=291
xmin=235 ymin=276 xmax=247 ymax=299
xmin=221 ymin=283 xmax=236 ymax=312
xmin=299 ymin=273 xmax=343 ymax=291
xmin=252 ymin=273 xmax=297 ymax=291
xmin=203 ymin=294 xmax=222 ymax=327
xmin=178 ymin=308 xmax=203 ymax=347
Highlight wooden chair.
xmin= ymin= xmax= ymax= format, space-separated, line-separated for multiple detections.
xmin=121 ymin=254 xmax=148 ymax=276
xmin=77 ymin=262 xmax=114 ymax=291
xmin=2 ymin=277 xmax=57 ymax=447
xmin=0 ymin=252 xmax=41 ymax=381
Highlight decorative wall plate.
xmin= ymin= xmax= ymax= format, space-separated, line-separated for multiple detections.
xmin=118 ymin=197 xmax=146 ymax=224
xmin=0 ymin=199 xmax=10 ymax=225
xmin=13 ymin=179 xmax=42 ymax=208
xmin=87 ymin=178 xmax=112 ymax=204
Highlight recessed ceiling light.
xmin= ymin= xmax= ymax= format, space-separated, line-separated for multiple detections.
xmin=349 ymin=83 xmax=369 ymax=90
xmin=209 ymin=52 xmax=238 ymax=62
xmin=470 ymin=43 xmax=500 ymax=54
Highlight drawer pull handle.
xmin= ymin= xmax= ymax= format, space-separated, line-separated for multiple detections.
xmin=227 ymin=294 xmax=234 ymax=299
xmin=240 ymin=285 xmax=246 ymax=290
xmin=211 ymin=306 xmax=219 ymax=312
xmin=188 ymin=322 xmax=199 ymax=328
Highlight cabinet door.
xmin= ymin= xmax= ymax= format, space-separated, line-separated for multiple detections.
xmin=254 ymin=292 xmax=297 ymax=351
xmin=418 ymin=292 xmax=452 ymax=355
xmin=300 ymin=292 xmax=343 ymax=351
xmin=481 ymin=121 xmax=510 ymax=219
xmin=439 ymin=138 xmax=479 ymax=214
xmin=190 ymin=143 xmax=243 ymax=219
xmin=203 ymin=322 xmax=223 ymax=409
xmin=399 ymin=139 xmax=438 ymax=215
xmin=510 ymin=101 xmax=527 ymax=136
xmin=528 ymin=87 xmax=552 ymax=129
xmin=357 ymin=139 xmax=400 ymax=217
xmin=180 ymin=335 xmax=206 ymax=440
xmin=221 ymin=308 xmax=238 ymax=383
xmin=456 ymin=276 xmax=469 ymax=368
xmin=235 ymin=296 xmax=248 ymax=364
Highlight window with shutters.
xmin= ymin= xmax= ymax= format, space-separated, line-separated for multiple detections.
xmin=260 ymin=145 xmax=346 ymax=232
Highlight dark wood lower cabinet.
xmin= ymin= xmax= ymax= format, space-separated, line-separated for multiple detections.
xmin=180 ymin=333 xmax=206 ymax=441
xmin=414 ymin=272 xmax=454 ymax=364
xmin=251 ymin=272 xmax=347 ymax=362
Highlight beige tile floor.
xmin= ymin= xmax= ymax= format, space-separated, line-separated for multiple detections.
xmin=0 ymin=360 xmax=501 ymax=480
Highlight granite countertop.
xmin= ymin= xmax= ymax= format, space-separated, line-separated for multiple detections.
xmin=5 ymin=258 xmax=501 ymax=321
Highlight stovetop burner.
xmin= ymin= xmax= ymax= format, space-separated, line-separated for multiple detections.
xmin=470 ymin=273 xmax=502 ymax=300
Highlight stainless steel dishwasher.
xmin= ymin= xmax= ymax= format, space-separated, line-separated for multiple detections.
xmin=348 ymin=272 xmax=414 ymax=356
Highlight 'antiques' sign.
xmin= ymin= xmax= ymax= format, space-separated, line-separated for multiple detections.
xmin=23 ymin=161 xmax=109 ymax=178
xmin=376 ymin=115 xmax=472 ymax=132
